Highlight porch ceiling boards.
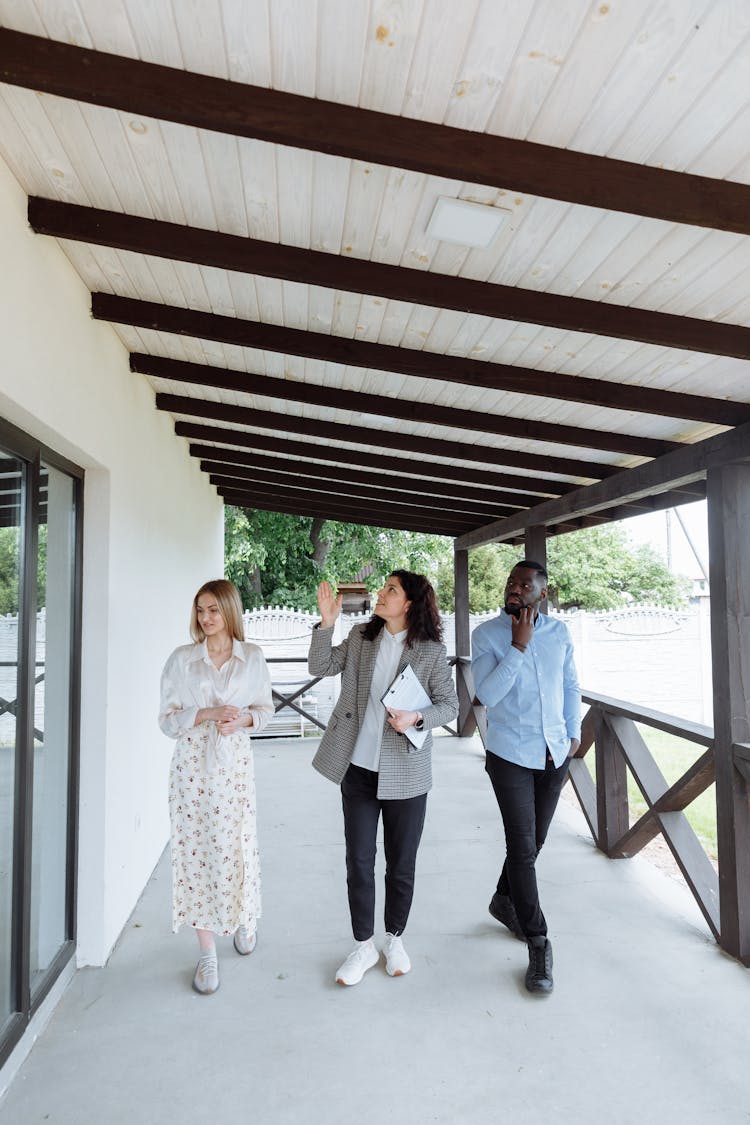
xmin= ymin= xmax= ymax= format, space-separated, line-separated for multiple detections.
xmin=1 ymin=1 xmax=749 ymax=539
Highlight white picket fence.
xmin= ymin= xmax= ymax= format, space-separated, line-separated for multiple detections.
xmin=242 ymin=608 xmax=355 ymax=737
xmin=0 ymin=601 xmax=712 ymax=747
xmin=243 ymin=600 xmax=713 ymax=733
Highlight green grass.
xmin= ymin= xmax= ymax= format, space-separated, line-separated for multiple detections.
xmin=583 ymin=724 xmax=717 ymax=859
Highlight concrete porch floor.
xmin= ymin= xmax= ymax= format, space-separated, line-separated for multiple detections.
xmin=1 ymin=733 xmax=748 ymax=1125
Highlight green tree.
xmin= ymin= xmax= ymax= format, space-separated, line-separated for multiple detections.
xmin=617 ymin=542 xmax=692 ymax=607
xmin=435 ymin=525 xmax=689 ymax=612
xmin=546 ymin=525 xmax=689 ymax=609
xmin=0 ymin=526 xmax=20 ymax=615
xmin=226 ymin=507 xmax=689 ymax=613
xmin=436 ymin=543 xmax=516 ymax=612
xmin=0 ymin=523 xmax=47 ymax=614
xmin=224 ymin=506 xmax=453 ymax=609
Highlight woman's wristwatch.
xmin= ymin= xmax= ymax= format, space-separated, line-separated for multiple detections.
xmin=414 ymin=711 xmax=424 ymax=731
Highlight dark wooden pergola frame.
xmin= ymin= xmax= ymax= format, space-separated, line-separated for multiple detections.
xmin=1 ymin=27 xmax=749 ymax=962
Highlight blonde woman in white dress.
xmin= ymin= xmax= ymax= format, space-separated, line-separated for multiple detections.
xmin=159 ymin=579 xmax=273 ymax=994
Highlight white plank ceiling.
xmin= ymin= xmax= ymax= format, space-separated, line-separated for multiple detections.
xmin=0 ymin=0 xmax=749 ymax=537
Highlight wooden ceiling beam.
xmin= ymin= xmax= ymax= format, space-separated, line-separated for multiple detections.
xmin=195 ymin=450 xmax=543 ymax=507
xmin=547 ymin=481 xmax=708 ymax=533
xmin=165 ymin=402 xmax=620 ymax=480
xmin=181 ymin=428 xmax=583 ymax=494
xmin=0 ymin=482 xmax=47 ymax=497
xmin=455 ymin=417 xmax=750 ymax=549
xmin=0 ymin=479 xmax=24 ymax=495
xmin=218 ymin=476 xmax=707 ymax=539
xmin=216 ymin=480 xmax=481 ymax=528
xmin=6 ymin=31 xmax=750 ymax=235
xmin=0 ymin=511 xmax=42 ymax=528
xmin=21 ymin=203 xmax=746 ymax=366
xmin=218 ymin=487 xmax=477 ymax=535
xmin=220 ymin=494 xmax=460 ymax=537
xmin=134 ymin=352 xmax=677 ymax=458
xmin=201 ymin=454 xmax=702 ymax=521
xmin=206 ymin=465 xmax=518 ymax=519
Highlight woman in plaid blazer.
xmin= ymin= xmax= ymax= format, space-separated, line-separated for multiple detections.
xmin=308 ymin=570 xmax=458 ymax=986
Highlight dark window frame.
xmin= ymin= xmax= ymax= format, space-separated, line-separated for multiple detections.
xmin=0 ymin=416 xmax=83 ymax=1069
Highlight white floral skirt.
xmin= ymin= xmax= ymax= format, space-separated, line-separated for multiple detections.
xmin=169 ymin=724 xmax=261 ymax=935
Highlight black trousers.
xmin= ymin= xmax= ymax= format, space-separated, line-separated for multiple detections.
xmin=341 ymin=764 xmax=427 ymax=941
xmin=485 ymin=750 xmax=570 ymax=940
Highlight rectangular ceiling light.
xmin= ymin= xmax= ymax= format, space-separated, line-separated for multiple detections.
xmin=425 ymin=196 xmax=512 ymax=248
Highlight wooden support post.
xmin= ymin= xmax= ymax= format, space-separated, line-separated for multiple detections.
xmin=454 ymin=546 xmax=476 ymax=738
xmin=594 ymin=710 xmax=629 ymax=854
xmin=707 ymin=463 xmax=750 ymax=963
xmin=524 ymin=525 xmax=548 ymax=614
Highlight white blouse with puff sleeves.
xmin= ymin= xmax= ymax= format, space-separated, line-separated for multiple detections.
xmin=159 ymin=638 xmax=274 ymax=771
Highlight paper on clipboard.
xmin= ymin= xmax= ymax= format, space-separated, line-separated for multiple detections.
xmin=381 ymin=663 xmax=432 ymax=748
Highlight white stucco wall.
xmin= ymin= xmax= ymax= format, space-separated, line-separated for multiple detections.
xmin=0 ymin=156 xmax=224 ymax=965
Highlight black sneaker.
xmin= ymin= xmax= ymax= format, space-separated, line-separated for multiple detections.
xmin=525 ymin=936 xmax=553 ymax=994
xmin=488 ymin=892 xmax=525 ymax=941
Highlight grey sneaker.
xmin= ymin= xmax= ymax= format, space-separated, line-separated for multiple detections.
xmin=335 ymin=938 xmax=379 ymax=986
xmin=192 ymin=951 xmax=219 ymax=994
xmin=233 ymin=925 xmax=257 ymax=956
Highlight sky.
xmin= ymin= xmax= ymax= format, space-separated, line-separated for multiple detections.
xmin=620 ymin=499 xmax=709 ymax=580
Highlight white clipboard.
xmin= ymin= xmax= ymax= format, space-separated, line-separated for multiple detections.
xmin=381 ymin=663 xmax=432 ymax=748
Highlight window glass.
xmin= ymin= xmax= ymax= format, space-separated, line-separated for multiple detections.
xmin=30 ymin=464 xmax=76 ymax=993
xmin=0 ymin=450 xmax=24 ymax=1026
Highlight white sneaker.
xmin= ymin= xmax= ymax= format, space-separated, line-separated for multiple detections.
xmin=192 ymin=951 xmax=219 ymax=994
xmin=233 ymin=925 xmax=257 ymax=956
xmin=335 ymin=938 xmax=379 ymax=986
xmin=383 ymin=933 xmax=411 ymax=977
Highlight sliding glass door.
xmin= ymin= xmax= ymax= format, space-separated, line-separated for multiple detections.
xmin=0 ymin=421 xmax=81 ymax=1065
xmin=0 ymin=449 xmax=24 ymax=1032
xmin=30 ymin=462 xmax=78 ymax=996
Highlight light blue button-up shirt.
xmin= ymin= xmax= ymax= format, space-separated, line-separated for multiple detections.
xmin=471 ymin=611 xmax=581 ymax=769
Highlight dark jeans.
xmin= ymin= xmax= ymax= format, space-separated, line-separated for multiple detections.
xmin=341 ymin=763 xmax=427 ymax=941
xmin=485 ymin=750 xmax=570 ymax=940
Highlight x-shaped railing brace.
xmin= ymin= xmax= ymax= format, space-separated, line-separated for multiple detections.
xmin=272 ymin=674 xmax=327 ymax=732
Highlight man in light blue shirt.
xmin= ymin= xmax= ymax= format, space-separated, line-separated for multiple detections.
xmin=471 ymin=559 xmax=581 ymax=995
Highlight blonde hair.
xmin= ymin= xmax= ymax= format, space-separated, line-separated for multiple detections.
xmin=190 ymin=579 xmax=245 ymax=643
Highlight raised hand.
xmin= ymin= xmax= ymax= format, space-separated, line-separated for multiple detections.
xmin=317 ymin=580 xmax=343 ymax=627
xmin=511 ymin=606 xmax=535 ymax=650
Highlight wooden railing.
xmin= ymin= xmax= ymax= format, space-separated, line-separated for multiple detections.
xmin=266 ymin=655 xmax=465 ymax=738
xmin=569 ymin=692 xmax=718 ymax=938
xmin=454 ymin=656 xmax=721 ymax=939
xmin=264 ymin=656 xmax=327 ymax=734
xmin=0 ymin=660 xmax=46 ymax=742
xmin=173 ymin=644 xmax=741 ymax=939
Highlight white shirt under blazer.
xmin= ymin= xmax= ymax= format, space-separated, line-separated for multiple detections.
xmin=308 ymin=623 xmax=459 ymax=800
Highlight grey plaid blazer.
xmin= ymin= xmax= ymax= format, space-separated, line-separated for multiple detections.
xmin=308 ymin=623 xmax=458 ymax=800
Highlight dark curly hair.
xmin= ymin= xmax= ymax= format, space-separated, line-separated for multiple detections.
xmin=362 ymin=570 xmax=443 ymax=648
